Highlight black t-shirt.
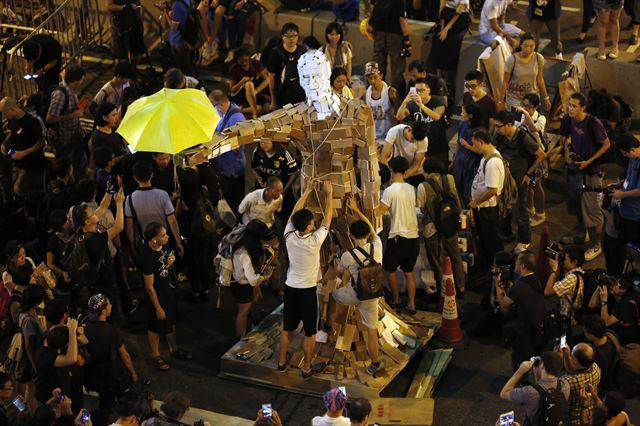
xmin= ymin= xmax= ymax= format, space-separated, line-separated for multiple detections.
xmin=7 ymin=113 xmax=45 ymax=171
xmin=407 ymin=95 xmax=448 ymax=154
xmin=31 ymin=34 xmax=62 ymax=74
xmin=266 ymin=45 xmax=306 ymax=105
xmin=613 ymin=292 xmax=640 ymax=345
xmin=84 ymin=232 xmax=115 ymax=289
xmin=463 ymin=92 xmax=498 ymax=129
xmin=251 ymin=147 xmax=299 ymax=183
xmin=35 ymin=345 xmax=66 ymax=403
xmin=85 ymin=321 xmax=123 ymax=365
xmin=407 ymin=75 xmax=448 ymax=98
xmin=46 ymin=234 xmax=72 ymax=292
xmin=152 ymin=161 xmax=176 ymax=197
xmin=593 ymin=338 xmax=617 ymax=386
xmin=120 ymin=152 xmax=153 ymax=195
xmin=507 ymin=274 xmax=546 ymax=326
xmin=370 ymin=0 xmax=406 ymax=34
xmin=91 ymin=129 xmax=126 ymax=157
xmin=496 ymin=127 xmax=539 ymax=181
xmin=139 ymin=245 xmax=175 ymax=301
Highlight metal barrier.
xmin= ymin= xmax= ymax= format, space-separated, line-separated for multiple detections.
xmin=1 ymin=0 xmax=107 ymax=99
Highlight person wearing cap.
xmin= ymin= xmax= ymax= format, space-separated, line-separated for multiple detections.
xmin=0 ymin=96 xmax=46 ymax=197
xmin=364 ymin=61 xmax=398 ymax=144
xmin=84 ymin=294 xmax=138 ymax=414
xmin=312 ymin=388 xmax=350 ymax=426
xmin=92 ymin=62 xmax=135 ymax=111
xmin=500 ymin=351 xmax=570 ymax=421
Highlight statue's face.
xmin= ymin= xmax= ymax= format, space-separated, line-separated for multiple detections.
xmin=298 ymin=50 xmax=332 ymax=101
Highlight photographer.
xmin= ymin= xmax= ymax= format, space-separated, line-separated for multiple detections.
xmin=559 ymin=92 xmax=611 ymax=261
xmin=614 ymin=134 xmax=640 ymax=245
xmin=496 ymin=251 xmax=547 ymax=369
xmin=589 ymin=273 xmax=640 ymax=345
xmin=544 ymin=245 xmax=586 ymax=334
xmin=582 ymin=315 xmax=620 ymax=392
xmin=499 ymin=351 xmax=569 ymax=424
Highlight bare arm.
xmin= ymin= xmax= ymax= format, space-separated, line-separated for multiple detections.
xmin=107 ymin=188 xmax=125 ymax=241
xmin=166 ymin=214 xmax=183 ymax=246
xmin=144 ymin=274 xmax=163 ymax=312
xmin=525 ymin=148 xmax=546 ymax=176
xmin=268 ymin=73 xmax=277 ymax=105
xmin=118 ymin=345 xmax=137 ymax=380
xmin=380 ymin=143 xmax=393 ymax=165
xmin=405 ymin=152 xmax=425 ymax=178
xmin=54 ymin=320 xmax=78 ymax=367
xmin=469 ymin=187 xmax=497 ymax=207
xmin=289 ymin=184 xmax=314 ymax=221
xmin=94 ymin=192 xmax=113 ymax=220
xmin=320 ymin=181 xmax=334 ymax=229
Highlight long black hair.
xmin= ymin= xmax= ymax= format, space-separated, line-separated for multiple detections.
xmin=233 ymin=219 xmax=269 ymax=270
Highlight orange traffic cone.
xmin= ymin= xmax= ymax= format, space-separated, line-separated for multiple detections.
xmin=438 ymin=256 xmax=455 ymax=313
xmin=431 ymin=263 xmax=468 ymax=350
xmin=536 ymin=225 xmax=551 ymax=285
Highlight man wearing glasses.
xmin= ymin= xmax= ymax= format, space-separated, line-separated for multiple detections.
xmin=396 ymin=77 xmax=448 ymax=167
xmin=462 ymin=70 xmax=498 ymax=129
xmin=266 ymin=22 xmax=307 ymax=110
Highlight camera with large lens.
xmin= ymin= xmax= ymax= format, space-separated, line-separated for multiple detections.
xmin=582 ymin=182 xmax=622 ymax=195
xmin=492 ymin=264 xmax=513 ymax=289
xmin=544 ymin=242 xmax=565 ymax=261
xmin=595 ymin=271 xmax=617 ymax=288
xmin=565 ymin=152 xmax=583 ymax=172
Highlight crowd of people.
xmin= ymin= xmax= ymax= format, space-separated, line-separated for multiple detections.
xmin=1 ymin=0 xmax=640 ymax=425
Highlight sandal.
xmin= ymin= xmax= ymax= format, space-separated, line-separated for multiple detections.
xmin=153 ymin=356 xmax=171 ymax=371
xmin=170 ymin=348 xmax=193 ymax=360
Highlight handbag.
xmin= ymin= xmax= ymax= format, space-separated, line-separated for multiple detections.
xmin=349 ymin=245 xmax=385 ymax=301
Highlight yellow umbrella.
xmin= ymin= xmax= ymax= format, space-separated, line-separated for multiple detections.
xmin=117 ymin=88 xmax=219 ymax=154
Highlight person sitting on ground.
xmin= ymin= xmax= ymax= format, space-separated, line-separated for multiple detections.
xmin=311 ymin=388 xmax=350 ymax=426
xmin=109 ymin=398 xmax=144 ymax=426
xmin=228 ymin=48 xmax=270 ymax=118
xmin=330 ymin=67 xmax=353 ymax=100
xmin=478 ymin=0 xmax=524 ymax=47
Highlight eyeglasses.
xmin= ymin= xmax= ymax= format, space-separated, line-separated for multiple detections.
xmin=464 ymin=82 xmax=480 ymax=89
xmin=522 ymin=103 xmax=534 ymax=109
xmin=415 ymin=88 xmax=427 ymax=93
xmin=283 ymin=33 xmax=298 ymax=39
xmin=494 ymin=123 xmax=508 ymax=128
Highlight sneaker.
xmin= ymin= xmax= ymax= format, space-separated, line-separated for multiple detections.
xmin=513 ymin=243 xmax=530 ymax=254
xmin=555 ymin=52 xmax=564 ymax=60
xmin=316 ymin=330 xmax=329 ymax=343
xmin=530 ymin=213 xmax=546 ymax=227
xmin=366 ymin=360 xmax=383 ymax=375
xmin=585 ymin=245 xmax=602 ymax=261
xmin=561 ymin=231 xmax=589 ymax=245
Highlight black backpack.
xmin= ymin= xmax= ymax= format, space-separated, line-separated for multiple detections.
xmin=273 ymin=46 xmax=300 ymax=87
xmin=190 ymin=197 xmax=220 ymax=236
xmin=526 ymin=383 xmax=570 ymax=426
xmin=369 ymin=0 xmax=397 ymax=31
xmin=176 ymin=0 xmax=202 ymax=48
xmin=61 ymin=230 xmax=104 ymax=289
xmin=423 ymin=175 xmax=460 ymax=239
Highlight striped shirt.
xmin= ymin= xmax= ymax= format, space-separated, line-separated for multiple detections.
xmin=552 ymin=267 xmax=584 ymax=318
xmin=562 ymin=363 xmax=601 ymax=425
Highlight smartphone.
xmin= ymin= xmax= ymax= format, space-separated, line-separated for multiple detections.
xmin=59 ymin=393 xmax=65 ymax=402
xmin=498 ymin=411 xmax=515 ymax=426
xmin=338 ymin=386 xmax=347 ymax=397
xmin=7 ymin=149 xmax=15 ymax=156
xmin=262 ymin=403 xmax=272 ymax=418
xmin=12 ymin=396 xmax=27 ymax=412
xmin=409 ymin=87 xmax=417 ymax=94
xmin=81 ymin=410 xmax=90 ymax=424
xmin=560 ymin=334 xmax=567 ymax=349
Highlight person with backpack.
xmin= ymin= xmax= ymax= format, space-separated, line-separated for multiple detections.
xmin=560 ymin=342 xmax=602 ymax=425
xmin=331 ymin=196 xmax=384 ymax=375
xmin=493 ymin=110 xmax=546 ymax=254
xmin=559 ymin=92 xmax=611 ymax=262
xmin=0 ymin=97 xmax=46 ymax=197
xmin=46 ymin=64 xmax=88 ymax=178
xmin=468 ymin=129 xmax=505 ymax=274
xmin=230 ymin=219 xmax=272 ymax=338
xmin=417 ymin=157 xmax=465 ymax=295
xmin=500 ymin=351 xmax=570 ymax=426
xmin=91 ymin=62 xmax=135 ymax=112
xmin=266 ymin=22 xmax=307 ymax=109
xmin=613 ymin=134 xmax=640 ymax=247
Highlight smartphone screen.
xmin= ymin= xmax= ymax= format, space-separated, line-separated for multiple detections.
xmin=409 ymin=87 xmax=417 ymax=94
xmin=499 ymin=411 xmax=515 ymax=426
xmin=262 ymin=403 xmax=272 ymax=418
xmin=560 ymin=334 xmax=567 ymax=349
xmin=13 ymin=396 xmax=26 ymax=412
xmin=81 ymin=410 xmax=90 ymax=424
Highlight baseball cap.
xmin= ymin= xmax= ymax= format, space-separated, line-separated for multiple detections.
xmin=88 ymin=293 xmax=109 ymax=317
xmin=364 ymin=62 xmax=380 ymax=76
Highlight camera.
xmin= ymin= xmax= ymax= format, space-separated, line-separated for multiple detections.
xmin=532 ymin=356 xmax=542 ymax=367
xmin=544 ymin=243 xmax=565 ymax=261
xmin=582 ymin=182 xmax=621 ymax=195
xmin=565 ymin=152 xmax=583 ymax=172
xmin=491 ymin=264 xmax=512 ymax=289
xmin=595 ymin=270 xmax=616 ymax=287
xmin=106 ymin=175 xmax=119 ymax=194
xmin=400 ymin=47 xmax=411 ymax=58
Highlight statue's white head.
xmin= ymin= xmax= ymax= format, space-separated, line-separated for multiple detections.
xmin=297 ymin=50 xmax=332 ymax=103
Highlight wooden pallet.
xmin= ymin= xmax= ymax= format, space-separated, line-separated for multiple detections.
xmin=406 ymin=349 xmax=453 ymax=399
xmin=219 ymin=303 xmax=440 ymax=398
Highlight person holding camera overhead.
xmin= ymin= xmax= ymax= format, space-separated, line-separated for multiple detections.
xmin=588 ymin=273 xmax=640 ymax=345
xmin=544 ymin=245 xmax=586 ymax=333
xmin=495 ymin=251 xmax=547 ymax=369
xmin=559 ymin=93 xmax=611 ymax=261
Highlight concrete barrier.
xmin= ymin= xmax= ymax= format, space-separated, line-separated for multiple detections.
xmin=584 ymin=47 xmax=640 ymax=119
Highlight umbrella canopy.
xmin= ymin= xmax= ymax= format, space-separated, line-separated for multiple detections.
xmin=117 ymin=88 xmax=219 ymax=154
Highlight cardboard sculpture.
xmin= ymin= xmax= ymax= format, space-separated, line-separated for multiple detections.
xmin=184 ymin=51 xmax=440 ymax=395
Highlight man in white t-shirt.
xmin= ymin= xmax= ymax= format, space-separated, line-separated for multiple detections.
xmin=380 ymin=121 xmax=429 ymax=186
xmin=332 ymin=196 xmax=384 ymax=375
xmin=478 ymin=0 xmax=523 ymax=46
xmin=278 ymin=180 xmax=334 ymax=378
xmin=469 ymin=129 xmax=505 ymax=271
xmin=376 ymin=156 xmax=420 ymax=315
xmin=238 ymin=176 xmax=283 ymax=229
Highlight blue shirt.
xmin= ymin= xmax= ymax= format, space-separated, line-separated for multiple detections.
xmin=214 ymin=103 xmax=246 ymax=177
xmin=620 ymin=158 xmax=640 ymax=220
xmin=169 ymin=0 xmax=189 ymax=48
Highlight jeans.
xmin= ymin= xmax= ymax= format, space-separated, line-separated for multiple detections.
xmin=373 ymin=31 xmax=405 ymax=93
xmin=501 ymin=183 xmax=531 ymax=244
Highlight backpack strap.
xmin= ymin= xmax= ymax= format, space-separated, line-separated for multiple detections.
xmin=53 ymin=86 xmax=70 ymax=114
xmin=127 ymin=194 xmax=144 ymax=242
xmin=354 ymin=245 xmax=377 ymax=265
xmin=563 ymin=271 xmax=582 ymax=318
xmin=423 ymin=177 xmax=442 ymax=221
xmin=348 ymin=248 xmax=367 ymax=269
xmin=482 ymin=152 xmax=502 ymax=174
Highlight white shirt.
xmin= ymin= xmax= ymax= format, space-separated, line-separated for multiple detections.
xmin=284 ymin=222 xmax=329 ymax=289
xmin=311 ymin=415 xmax=351 ymax=426
xmin=445 ymin=0 xmax=470 ymax=11
xmin=366 ymin=81 xmax=394 ymax=141
xmin=517 ymin=110 xmax=547 ymax=149
xmin=471 ymin=150 xmax=505 ymax=208
xmin=479 ymin=0 xmax=512 ymax=35
xmin=384 ymin=124 xmax=428 ymax=163
xmin=232 ymin=248 xmax=261 ymax=286
xmin=381 ymin=182 xmax=419 ymax=239
xmin=337 ymin=235 xmax=383 ymax=283
xmin=238 ymin=189 xmax=282 ymax=228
